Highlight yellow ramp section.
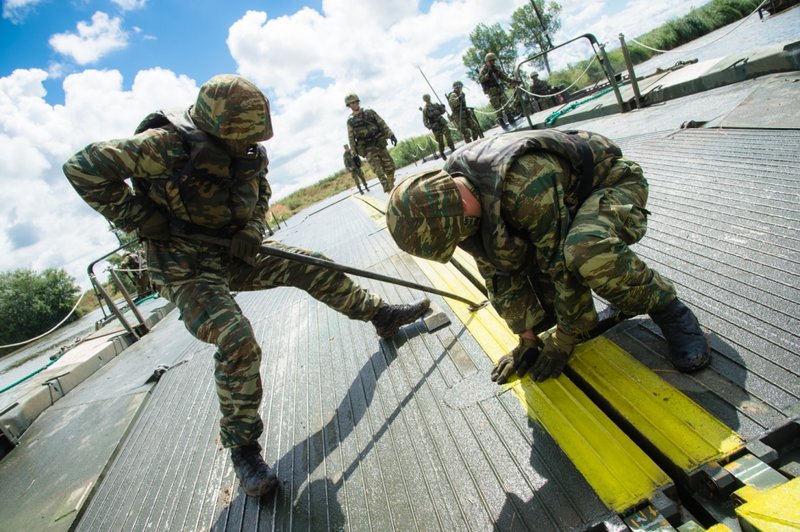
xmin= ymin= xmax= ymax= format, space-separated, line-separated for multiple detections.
xmin=735 ymin=477 xmax=800 ymax=531
xmin=412 ymin=256 xmax=671 ymax=512
xmin=570 ymin=338 xmax=744 ymax=472
xmin=355 ymin=194 xmax=671 ymax=512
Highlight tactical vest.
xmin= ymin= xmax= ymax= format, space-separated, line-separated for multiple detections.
xmin=348 ymin=109 xmax=384 ymax=144
xmin=448 ymin=92 xmax=467 ymax=114
xmin=423 ymin=103 xmax=447 ymax=130
xmin=443 ymin=129 xmax=623 ymax=272
xmin=479 ymin=65 xmax=501 ymax=91
xmin=133 ymin=110 xmax=269 ymax=236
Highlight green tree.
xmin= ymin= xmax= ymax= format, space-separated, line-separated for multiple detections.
xmin=510 ymin=1 xmax=562 ymax=75
xmin=462 ymin=23 xmax=518 ymax=83
xmin=0 ymin=268 xmax=81 ymax=351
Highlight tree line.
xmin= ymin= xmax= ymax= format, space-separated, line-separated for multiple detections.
xmin=461 ymin=0 xmax=762 ymax=90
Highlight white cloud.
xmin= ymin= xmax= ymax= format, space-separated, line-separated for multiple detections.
xmin=2 ymin=0 xmax=44 ymax=22
xmin=0 ymin=0 xmax=710 ymax=289
xmin=111 ymin=0 xmax=147 ymax=11
xmin=227 ymin=0 xmax=523 ymax=200
xmin=0 ymin=68 xmax=198 ymax=288
xmin=49 ymin=11 xmax=129 ymax=65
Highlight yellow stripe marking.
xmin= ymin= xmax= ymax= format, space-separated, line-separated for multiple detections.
xmin=570 ymin=337 xmax=745 ymax=471
xmin=735 ymin=477 xmax=800 ymax=530
xmin=355 ymin=195 xmax=671 ymax=511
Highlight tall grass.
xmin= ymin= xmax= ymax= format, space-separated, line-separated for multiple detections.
xmin=548 ymin=0 xmax=761 ymax=89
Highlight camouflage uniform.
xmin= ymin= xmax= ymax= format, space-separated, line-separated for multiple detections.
xmin=447 ymin=87 xmax=481 ymax=143
xmin=478 ymin=60 xmax=517 ymax=120
xmin=387 ymin=130 xmax=677 ymax=337
xmin=347 ymin=108 xmax=396 ymax=192
xmin=343 ymin=146 xmax=368 ymax=193
xmin=422 ymin=98 xmax=455 ymax=158
xmin=529 ymin=75 xmax=556 ymax=111
xmin=63 ymin=75 xmax=385 ymax=449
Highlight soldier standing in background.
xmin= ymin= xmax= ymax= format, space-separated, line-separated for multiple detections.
xmin=343 ymin=144 xmax=369 ymax=194
xmin=529 ymin=71 xmax=556 ymax=111
xmin=447 ymin=81 xmax=482 ymax=144
xmin=421 ymin=94 xmax=455 ymax=160
xmin=478 ymin=52 xmax=519 ymax=129
xmin=63 ymin=74 xmax=430 ymax=499
xmin=385 ymin=130 xmax=710 ymax=385
xmin=345 ymin=93 xmax=398 ymax=193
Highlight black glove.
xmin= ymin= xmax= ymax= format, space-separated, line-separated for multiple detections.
xmin=136 ymin=210 xmax=170 ymax=241
xmin=491 ymin=335 xmax=542 ymax=384
xmin=389 ymin=134 xmax=397 ymax=146
xmin=531 ymin=327 xmax=578 ymax=382
xmin=230 ymin=227 xmax=262 ymax=266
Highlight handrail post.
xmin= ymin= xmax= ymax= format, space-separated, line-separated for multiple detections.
xmin=109 ymin=270 xmax=148 ymax=334
xmin=595 ymin=41 xmax=627 ymax=113
xmin=619 ymin=33 xmax=643 ymax=109
xmin=89 ymin=275 xmax=140 ymax=339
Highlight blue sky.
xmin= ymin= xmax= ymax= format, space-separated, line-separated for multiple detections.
xmin=0 ymin=0 xmax=708 ymax=287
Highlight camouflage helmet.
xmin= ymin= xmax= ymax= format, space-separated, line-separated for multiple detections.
xmin=452 ymin=80 xmax=463 ymax=89
xmin=531 ymin=71 xmax=539 ymax=78
xmin=189 ymin=74 xmax=273 ymax=142
xmin=344 ymin=93 xmax=359 ymax=106
xmin=386 ymin=169 xmax=464 ymax=263
xmin=422 ymin=93 xmax=431 ymax=101
xmin=485 ymin=52 xmax=497 ymax=62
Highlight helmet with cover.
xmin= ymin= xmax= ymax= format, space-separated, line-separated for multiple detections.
xmin=189 ymin=74 xmax=273 ymax=143
xmin=386 ymin=169 xmax=464 ymax=263
xmin=485 ymin=52 xmax=497 ymax=62
xmin=344 ymin=93 xmax=360 ymax=106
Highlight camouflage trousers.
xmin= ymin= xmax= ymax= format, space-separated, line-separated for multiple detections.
xmin=163 ymin=241 xmax=383 ymax=448
xmin=452 ymin=110 xmax=481 ymax=143
xmin=563 ymin=160 xmax=677 ymax=316
xmin=361 ymin=142 xmax=396 ymax=192
xmin=351 ymin=166 xmax=368 ymax=192
xmin=430 ymin=125 xmax=454 ymax=154
xmin=486 ymin=87 xmax=513 ymax=119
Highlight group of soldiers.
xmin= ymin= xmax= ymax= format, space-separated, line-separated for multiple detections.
xmin=344 ymin=52 xmax=558 ymax=194
xmin=64 ymin=69 xmax=712 ymax=501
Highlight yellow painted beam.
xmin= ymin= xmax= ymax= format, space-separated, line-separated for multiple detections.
xmin=413 ymin=257 xmax=671 ymax=512
xmin=570 ymin=338 xmax=744 ymax=472
xmin=354 ymin=195 xmax=671 ymax=512
xmin=735 ymin=477 xmax=800 ymax=531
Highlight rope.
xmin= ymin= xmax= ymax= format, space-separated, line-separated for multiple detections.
xmin=473 ymin=94 xmax=518 ymax=115
xmin=629 ymin=0 xmax=766 ymax=54
xmin=0 ymin=290 xmax=89 ymax=350
xmin=518 ymin=54 xmax=599 ymax=98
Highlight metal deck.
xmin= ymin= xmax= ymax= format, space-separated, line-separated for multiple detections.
xmin=76 ymin=123 xmax=798 ymax=529
xmin=0 ymin=32 xmax=798 ymax=531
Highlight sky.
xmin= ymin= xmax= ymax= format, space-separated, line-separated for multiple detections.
xmin=0 ymin=0 xmax=709 ymax=289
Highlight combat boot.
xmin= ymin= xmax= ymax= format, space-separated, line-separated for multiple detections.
xmin=230 ymin=444 xmax=279 ymax=497
xmin=439 ymin=150 xmax=446 ymax=160
xmin=649 ymin=299 xmax=710 ymax=372
xmin=371 ymin=298 xmax=430 ymax=338
xmin=497 ymin=118 xmax=509 ymax=130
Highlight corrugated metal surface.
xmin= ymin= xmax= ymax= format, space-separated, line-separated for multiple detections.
xmin=77 ymin=193 xmax=612 ymax=531
xmin=610 ymin=129 xmax=800 ymax=439
xmin=75 ymin=127 xmax=800 ymax=530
